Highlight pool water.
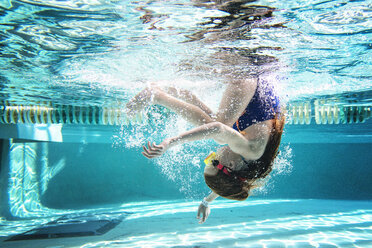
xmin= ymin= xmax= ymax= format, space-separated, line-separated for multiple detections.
xmin=1 ymin=199 xmax=372 ymax=247
xmin=0 ymin=0 xmax=371 ymax=247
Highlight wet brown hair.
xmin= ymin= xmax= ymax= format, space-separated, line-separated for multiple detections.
xmin=204 ymin=115 xmax=285 ymax=201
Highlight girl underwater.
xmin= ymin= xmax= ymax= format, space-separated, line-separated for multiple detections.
xmin=126 ymin=77 xmax=285 ymax=224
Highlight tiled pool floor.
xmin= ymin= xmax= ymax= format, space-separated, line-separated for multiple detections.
xmin=1 ymin=199 xmax=371 ymax=247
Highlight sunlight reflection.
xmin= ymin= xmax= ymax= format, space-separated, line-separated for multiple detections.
xmin=1 ymin=199 xmax=371 ymax=247
xmin=122 ymin=199 xmax=296 ymax=220
xmin=80 ymin=199 xmax=372 ymax=248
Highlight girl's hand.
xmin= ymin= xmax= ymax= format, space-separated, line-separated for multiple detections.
xmin=142 ymin=140 xmax=170 ymax=158
xmin=197 ymin=203 xmax=211 ymax=224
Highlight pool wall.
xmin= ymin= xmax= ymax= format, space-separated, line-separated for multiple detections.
xmin=0 ymin=123 xmax=371 ymax=215
xmin=41 ymin=142 xmax=372 ymax=208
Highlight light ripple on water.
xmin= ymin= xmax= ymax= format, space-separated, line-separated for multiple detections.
xmin=76 ymin=199 xmax=372 ymax=248
xmin=1 ymin=199 xmax=371 ymax=247
xmin=0 ymin=0 xmax=371 ymax=106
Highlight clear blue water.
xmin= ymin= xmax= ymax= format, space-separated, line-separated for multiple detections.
xmin=0 ymin=0 xmax=371 ymax=247
xmin=0 ymin=0 xmax=371 ymax=105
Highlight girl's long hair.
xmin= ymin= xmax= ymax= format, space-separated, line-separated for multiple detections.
xmin=204 ymin=114 xmax=285 ymax=201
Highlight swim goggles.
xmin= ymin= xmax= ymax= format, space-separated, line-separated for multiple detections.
xmin=204 ymin=152 xmax=246 ymax=182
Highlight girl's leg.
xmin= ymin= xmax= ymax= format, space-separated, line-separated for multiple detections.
xmin=215 ymin=78 xmax=257 ymax=126
xmin=162 ymin=79 xmax=257 ymax=126
xmin=126 ymin=78 xmax=257 ymax=127
xmin=163 ymin=86 xmax=214 ymax=118
xmin=126 ymin=86 xmax=213 ymax=126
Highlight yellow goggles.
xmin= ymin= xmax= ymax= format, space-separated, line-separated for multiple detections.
xmin=204 ymin=152 xmax=217 ymax=166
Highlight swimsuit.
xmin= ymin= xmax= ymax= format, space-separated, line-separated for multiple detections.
xmin=232 ymin=80 xmax=280 ymax=133
xmin=205 ymin=80 xmax=282 ymax=182
xmin=232 ymin=80 xmax=282 ymax=180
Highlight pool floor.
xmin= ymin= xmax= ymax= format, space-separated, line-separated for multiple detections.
xmin=1 ymin=199 xmax=371 ymax=247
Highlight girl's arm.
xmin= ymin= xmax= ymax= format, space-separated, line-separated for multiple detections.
xmin=197 ymin=191 xmax=218 ymax=224
xmin=142 ymin=121 xmax=267 ymax=160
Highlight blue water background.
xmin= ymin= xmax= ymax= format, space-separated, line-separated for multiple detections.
xmin=0 ymin=0 xmax=371 ymax=247
xmin=0 ymin=0 xmax=371 ymax=206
